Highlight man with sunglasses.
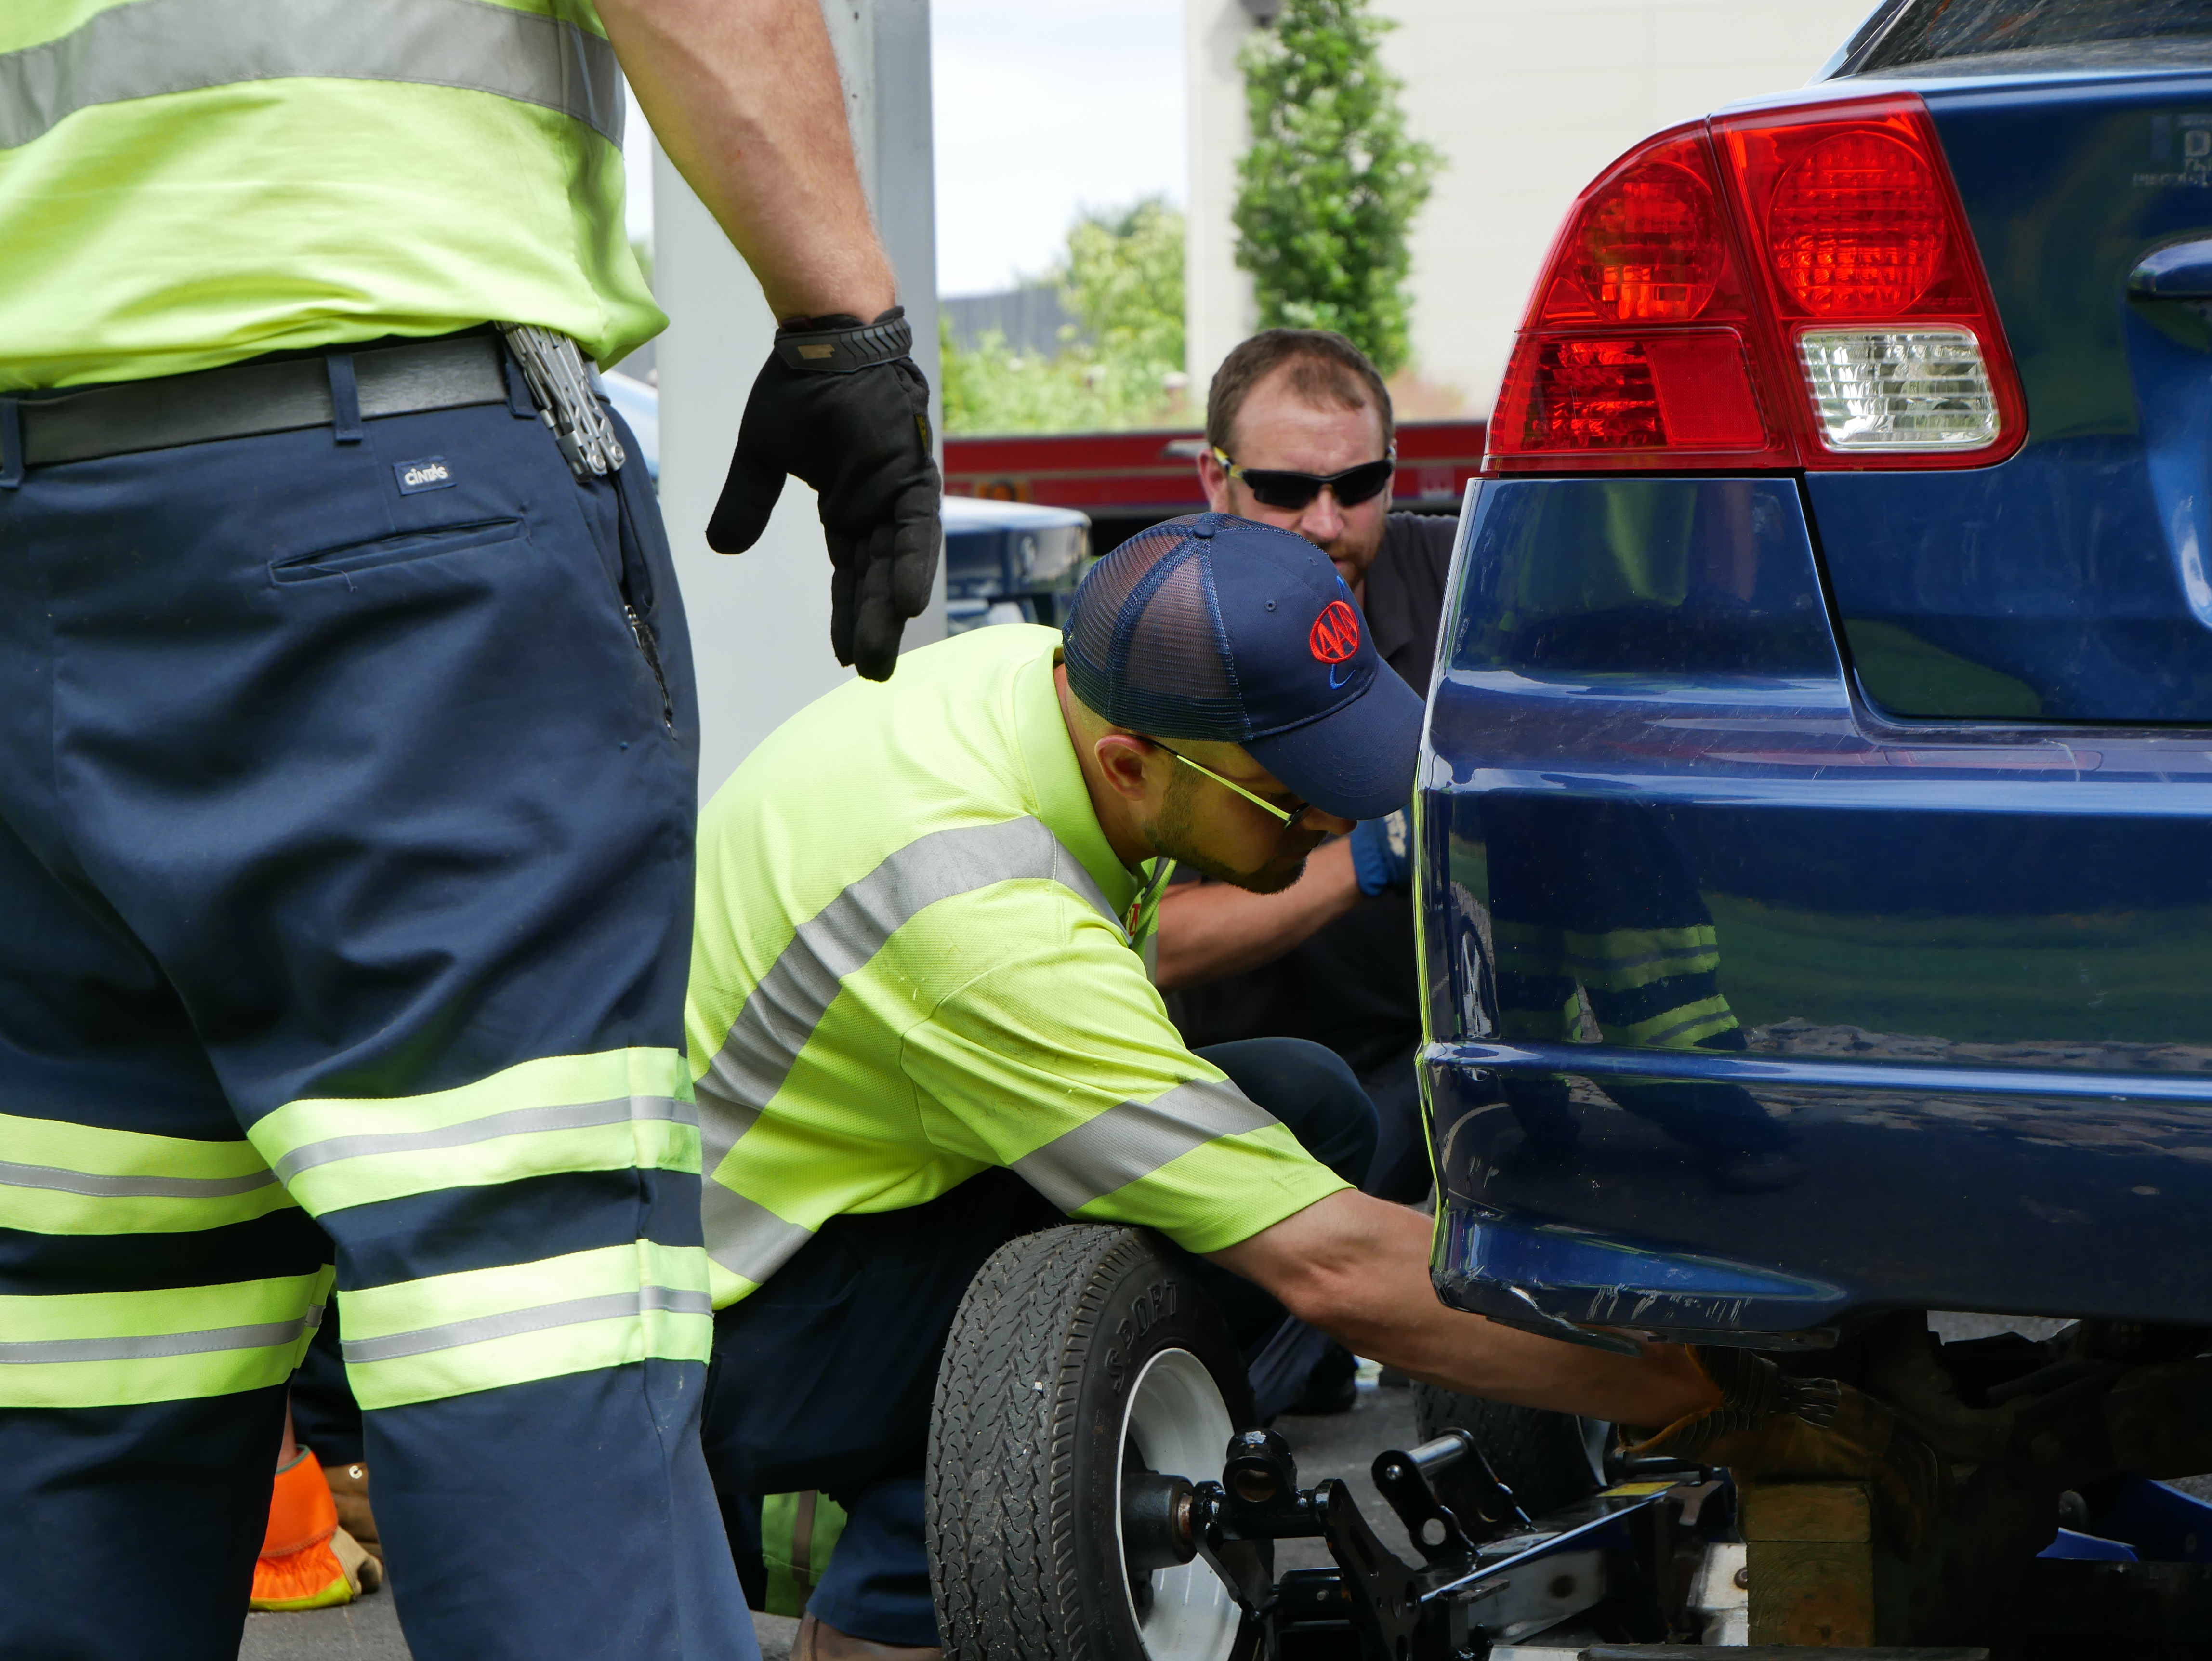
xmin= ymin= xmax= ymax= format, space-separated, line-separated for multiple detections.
xmin=1164 ymin=330 xmax=1454 ymax=1228
xmin=682 ymin=512 xmax=1719 ymax=1659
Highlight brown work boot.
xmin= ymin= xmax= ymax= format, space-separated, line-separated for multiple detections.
xmin=792 ymin=1612 xmax=942 ymax=1661
xmin=321 ymin=1456 xmax=382 ymax=1566
xmin=1623 ymin=1345 xmax=1948 ymax=1554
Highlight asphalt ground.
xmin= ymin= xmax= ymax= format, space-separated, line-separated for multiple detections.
xmin=235 ymin=1582 xmax=802 ymax=1661
xmin=236 ymin=1384 xmax=1418 ymax=1660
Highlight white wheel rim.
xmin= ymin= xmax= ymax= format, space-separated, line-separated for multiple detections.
xmin=1114 ymin=1347 xmax=1241 ymax=1661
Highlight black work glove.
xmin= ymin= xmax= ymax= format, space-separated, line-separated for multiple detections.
xmin=706 ymin=307 xmax=942 ymax=682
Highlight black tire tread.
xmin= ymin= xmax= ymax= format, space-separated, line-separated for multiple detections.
xmin=1411 ymin=1382 xmax=1602 ymax=1521
xmin=928 ymin=1224 xmax=1147 ymax=1661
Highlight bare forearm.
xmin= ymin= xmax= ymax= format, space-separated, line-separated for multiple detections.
xmin=1153 ymin=841 xmax=1363 ymax=992
xmin=599 ymin=0 xmax=895 ymax=320
xmin=1209 ymin=1194 xmax=1716 ymax=1429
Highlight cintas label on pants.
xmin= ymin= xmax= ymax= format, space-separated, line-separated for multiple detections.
xmin=393 ymin=456 xmax=457 ymax=495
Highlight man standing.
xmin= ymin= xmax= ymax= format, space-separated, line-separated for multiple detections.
xmin=686 ymin=515 xmax=1723 ymax=1659
xmin=1159 ymin=329 xmax=1449 ymax=1212
xmin=0 ymin=4 xmax=935 ymax=1659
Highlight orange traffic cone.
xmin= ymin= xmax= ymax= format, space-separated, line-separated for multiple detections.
xmin=250 ymin=1448 xmax=382 ymax=1611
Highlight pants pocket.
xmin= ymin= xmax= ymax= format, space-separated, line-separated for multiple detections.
xmin=608 ymin=461 xmax=675 ymax=733
xmin=270 ymin=519 xmax=525 ymax=584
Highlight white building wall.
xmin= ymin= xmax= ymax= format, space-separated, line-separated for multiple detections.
xmin=1188 ymin=0 xmax=1880 ymax=415
xmin=1187 ymin=0 xmax=1260 ymax=416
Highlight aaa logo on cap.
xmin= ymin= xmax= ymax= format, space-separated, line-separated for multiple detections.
xmin=1309 ymin=600 xmax=1360 ymax=663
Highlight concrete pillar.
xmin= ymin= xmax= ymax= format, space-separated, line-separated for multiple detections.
xmin=654 ymin=0 xmax=944 ymax=799
xmin=1186 ymin=0 xmax=1258 ymax=407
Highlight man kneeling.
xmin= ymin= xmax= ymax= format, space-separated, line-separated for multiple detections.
xmin=685 ymin=514 xmax=1717 ymax=1658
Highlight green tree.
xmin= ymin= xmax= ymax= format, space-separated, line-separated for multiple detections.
xmin=1061 ymin=196 xmax=1185 ymax=395
xmin=1233 ymin=0 xmax=1440 ymax=376
xmin=941 ymin=198 xmax=1187 ymax=435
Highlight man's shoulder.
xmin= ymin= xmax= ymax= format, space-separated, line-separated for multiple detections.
xmin=1378 ymin=511 xmax=1456 ymax=582
xmin=725 ymin=625 xmax=1051 ymax=786
xmin=1366 ymin=512 xmax=1455 ymax=640
xmin=698 ymin=625 xmax=1053 ymax=894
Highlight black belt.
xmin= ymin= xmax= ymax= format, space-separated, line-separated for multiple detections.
xmin=3 ymin=335 xmax=510 ymax=474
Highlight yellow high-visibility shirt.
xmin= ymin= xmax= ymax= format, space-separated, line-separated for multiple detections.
xmin=686 ymin=626 xmax=1350 ymax=1307
xmin=0 ymin=0 xmax=660 ymax=390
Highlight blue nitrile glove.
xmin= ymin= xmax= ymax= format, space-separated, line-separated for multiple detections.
xmin=1348 ymin=810 xmax=1413 ymax=896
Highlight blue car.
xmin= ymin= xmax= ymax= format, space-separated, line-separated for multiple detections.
xmin=942 ymin=495 xmax=1092 ymax=633
xmin=1419 ymin=0 xmax=2212 ymax=1618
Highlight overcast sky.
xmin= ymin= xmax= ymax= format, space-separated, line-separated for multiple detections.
xmin=929 ymin=0 xmax=1186 ymax=296
xmin=623 ymin=0 xmax=1187 ymax=301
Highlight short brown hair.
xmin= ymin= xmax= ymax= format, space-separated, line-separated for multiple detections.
xmin=1205 ymin=329 xmax=1394 ymax=456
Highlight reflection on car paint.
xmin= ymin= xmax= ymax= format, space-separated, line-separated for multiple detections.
xmin=1421 ymin=475 xmax=2212 ymax=1342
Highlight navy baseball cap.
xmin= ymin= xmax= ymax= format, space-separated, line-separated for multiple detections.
xmin=1062 ymin=512 xmax=1424 ymax=821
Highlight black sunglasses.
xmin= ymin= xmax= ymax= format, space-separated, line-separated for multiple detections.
xmin=1212 ymin=445 xmax=1397 ymax=512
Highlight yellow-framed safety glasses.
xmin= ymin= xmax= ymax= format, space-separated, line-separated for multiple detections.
xmin=1150 ymin=740 xmax=1314 ymax=829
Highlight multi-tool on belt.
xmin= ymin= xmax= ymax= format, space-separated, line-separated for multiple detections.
xmin=500 ymin=323 xmax=626 ymax=481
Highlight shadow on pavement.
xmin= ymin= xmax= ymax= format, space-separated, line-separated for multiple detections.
xmin=1271 ymin=1379 xmax=1419 ymax=1575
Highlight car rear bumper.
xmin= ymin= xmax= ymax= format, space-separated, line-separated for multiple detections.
xmin=1425 ymin=1036 xmax=2212 ymax=1345
xmin=1420 ymin=474 xmax=2212 ymax=1343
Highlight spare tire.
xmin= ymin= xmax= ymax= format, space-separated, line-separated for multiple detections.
xmin=1411 ymin=1384 xmax=1606 ymax=1523
xmin=927 ymin=1225 xmax=1256 ymax=1661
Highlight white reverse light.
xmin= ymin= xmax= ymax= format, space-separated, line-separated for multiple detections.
xmin=1796 ymin=327 xmax=2001 ymax=452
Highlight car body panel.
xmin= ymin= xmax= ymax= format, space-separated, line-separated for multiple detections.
xmin=1421 ymin=475 xmax=2212 ymax=1341
xmin=1797 ymin=72 xmax=2212 ymax=723
xmin=942 ymin=495 xmax=1091 ymax=633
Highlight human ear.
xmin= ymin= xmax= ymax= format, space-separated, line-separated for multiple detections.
xmin=1094 ymin=734 xmax=1158 ymax=804
xmin=1197 ymin=451 xmax=1233 ymax=514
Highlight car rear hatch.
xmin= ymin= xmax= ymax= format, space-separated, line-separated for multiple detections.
xmin=1816 ymin=0 xmax=2212 ymax=721
xmin=1420 ymin=3 xmax=2212 ymax=1345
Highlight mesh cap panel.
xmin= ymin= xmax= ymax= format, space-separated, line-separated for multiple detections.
xmin=1064 ymin=517 xmax=1250 ymax=739
xmin=1061 ymin=510 xmax=1423 ymax=821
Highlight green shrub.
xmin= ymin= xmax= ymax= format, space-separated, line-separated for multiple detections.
xmin=942 ymin=198 xmax=1187 ymax=435
xmin=1233 ymin=0 xmax=1441 ymax=376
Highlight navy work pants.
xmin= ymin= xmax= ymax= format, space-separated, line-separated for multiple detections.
xmin=0 ymin=362 xmax=749 ymax=1661
xmin=700 ymin=1036 xmax=1377 ymax=1647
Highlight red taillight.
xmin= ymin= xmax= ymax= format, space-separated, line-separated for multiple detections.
xmin=1518 ymin=341 xmax=1665 ymax=448
xmin=1490 ymin=126 xmax=1787 ymax=472
xmin=1561 ymin=158 xmax=1726 ymax=323
xmin=1766 ymin=132 xmax=1947 ymax=316
xmin=1488 ymin=94 xmax=2025 ymax=474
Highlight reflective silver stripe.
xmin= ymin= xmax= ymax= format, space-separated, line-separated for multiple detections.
xmin=696 ymin=817 xmax=1120 ymax=1175
xmin=271 ymin=1094 xmax=691 ymax=1185
xmin=1012 ymin=1078 xmax=1280 ymax=1213
xmin=340 ymin=1284 xmax=713 ymax=1365
xmin=1562 ymin=945 xmax=1714 ymax=978
xmin=0 ymin=1306 xmax=320 ymax=1366
xmin=0 ymin=0 xmax=623 ymax=153
xmin=1628 ymin=1011 xmax=1732 ymax=1047
xmin=0 ymin=1160 xmax=279 ymax=1200
xmin=702 ymin=1185 xmax=816 ymax=1286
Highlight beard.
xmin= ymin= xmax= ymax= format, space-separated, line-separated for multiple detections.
xmin=1315 ymin=518 xmax=1386 ymax=591
xmin=1142 ymin=768 xmax=1323 ymax=894
xmin=1174 ymin=844 xmax=1315 ymax=894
